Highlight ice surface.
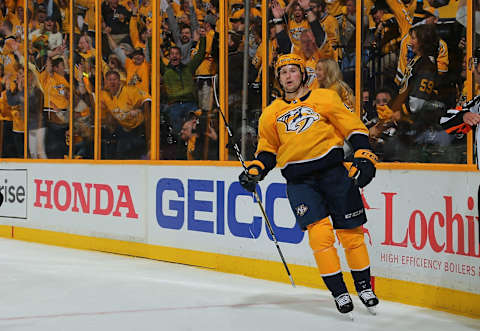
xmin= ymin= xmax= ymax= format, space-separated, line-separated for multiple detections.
xmin=0 ymin=238 xmax=478 ymax=331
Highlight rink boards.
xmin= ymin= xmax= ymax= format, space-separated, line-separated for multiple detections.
xmin=0 ymin=162 xmax=479 ymax=318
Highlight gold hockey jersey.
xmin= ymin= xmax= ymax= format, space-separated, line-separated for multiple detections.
xmin=288 ymin=19 xmax=310 ymax=49
xmin=256 ymin=88 xmax=369 ymax=180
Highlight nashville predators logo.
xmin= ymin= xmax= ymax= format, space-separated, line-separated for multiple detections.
xmin=295 ymin=203 xmax=308 ymax=217
xmin=277 ymin=106 xmax=320 ymax=134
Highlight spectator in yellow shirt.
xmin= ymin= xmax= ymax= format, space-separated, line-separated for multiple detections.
xmin=39 ymin=57 xmax=70 ymax=158
xmin=287 ymin=3 xmax=309 ymax=49
xmin=100 ymin=70 xmax=151 ymax=159
xmin=105 ymin=28 xmax=151 ymax=93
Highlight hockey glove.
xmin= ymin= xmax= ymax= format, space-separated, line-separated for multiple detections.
xmin=239 ymin=160 xmax=265 ymax=193
xmin=348 ymin=149 xmax=378 ymax=188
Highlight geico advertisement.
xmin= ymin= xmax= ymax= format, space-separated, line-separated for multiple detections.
xmin=147 ymin=165 xmax=315 ymax=265
xmin=28 ymin=164 xmax=147 ymax=241
xmin=0 ymin=169 xmax=27 ymax=219
xmin=149 ymin=166 xmax=480 ymax=294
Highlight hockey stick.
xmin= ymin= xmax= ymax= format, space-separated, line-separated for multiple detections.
xmin=217 ymin=107 xmax=296 ymax=288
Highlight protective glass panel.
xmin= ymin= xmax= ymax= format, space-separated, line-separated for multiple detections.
xmin=158 ymin=0 xmax=219 ymax=160
xmin=100 ymin=0 xmax=151 ymax=160
xmin=26 ymin=0 xmax=71 ymax=159
xmin=71 ymin=0 xmax=95 ymax=159
xmin=0 ymin=2 xmax=26 ymax=158
xmin=263 ymin=0 xmax=350 ymax=154
xmin=226 ymin=0 xmax=262 ymax=161
xmin=363 ymin=0 xmax=467 ymax=163
xmin=471 ymin=0 xmax=479 ymax=165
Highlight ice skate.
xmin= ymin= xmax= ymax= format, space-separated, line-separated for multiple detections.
xmin=358 ymin=289 xmax=379 ymax=315
xmin=334 ymin=293 xmax=354 ymax=320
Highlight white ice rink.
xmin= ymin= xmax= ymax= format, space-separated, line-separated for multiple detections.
xmin=1 ymin=238 xmax=479 ymax=331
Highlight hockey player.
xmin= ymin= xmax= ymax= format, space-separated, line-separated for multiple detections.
xmin=238 ymin=54 xmax=379 ymax=317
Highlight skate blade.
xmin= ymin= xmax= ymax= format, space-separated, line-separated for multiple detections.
xmin=367 ymin=306 xmax=377 ymax=315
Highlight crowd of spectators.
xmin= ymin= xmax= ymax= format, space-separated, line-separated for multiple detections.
xmin=0 ymin=0 xmax=477 ymax=162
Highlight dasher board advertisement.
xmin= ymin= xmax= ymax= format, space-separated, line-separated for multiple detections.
xmin=0 ymin=169 xmax=27 ymax=219
xmin=148 ymin=166 xmax=480 ymax=295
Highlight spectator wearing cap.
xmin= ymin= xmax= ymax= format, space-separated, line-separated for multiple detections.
xmin=105 ymin=29 xmax=150 ymax=93
xmin=39 ymin=56 xmax=70 ymax=158
xmin=165 ymin=0 xmax=199 ymax=64
xmin=102 ymin=0 xmax=131 ymax=44
xmin=100 ymin=70 xmax=151 ymax=159
xmin=192 ymin=13 xmax=218 ymax=113
xmin=160 ymin=36 xmax=206 ymax=135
